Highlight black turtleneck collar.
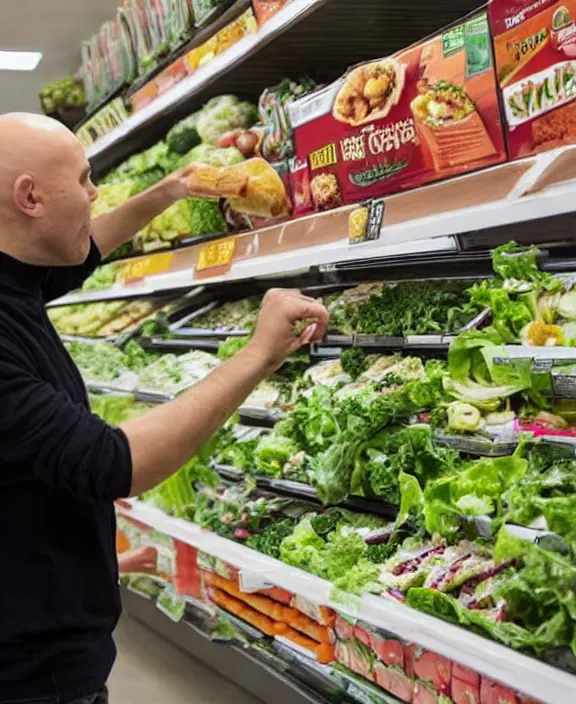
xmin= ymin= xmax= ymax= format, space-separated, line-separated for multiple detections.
xmin=0 ymin=250 xmax=47 ymax=298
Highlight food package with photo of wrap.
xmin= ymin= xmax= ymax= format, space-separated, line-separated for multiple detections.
xmin=288 ymin=9 xmax=506 ymax=213
xmin=489 ymin=0 xmax=576 ymax=158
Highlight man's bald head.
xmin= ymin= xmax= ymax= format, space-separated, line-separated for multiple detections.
xmin=0 ymin=113 xmax=81 ymax=192
xmin=0 ymin=112 xmax=97 ymax=267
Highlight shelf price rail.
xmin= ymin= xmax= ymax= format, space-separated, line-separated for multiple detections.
xmin=52 ymin=145 xmax=576 ymax=309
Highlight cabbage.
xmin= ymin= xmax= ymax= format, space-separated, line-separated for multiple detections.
xmin=446 ymin=402 xmax=484 ymax=432
xmin=196 ymin=95 xmax=258 ymax=145
xmin=443 ymin=378 xmax=523 ymax=412
xmin=558 ymin=290 xmax=576 ymax=320
xmin=181 ymin=143 xmax=245 ymax=167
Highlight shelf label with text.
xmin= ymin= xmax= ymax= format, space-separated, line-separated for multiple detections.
xmin=121 ymin=252 xmax=174 ymax=283
xmin=195 ymin=237 xmax=236 ymax=276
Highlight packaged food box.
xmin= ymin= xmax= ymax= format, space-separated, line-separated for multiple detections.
xmin=288 ymin=9 xmax=506 ymax=213
xmin=489 ymin=0 xmax=576 ymax=158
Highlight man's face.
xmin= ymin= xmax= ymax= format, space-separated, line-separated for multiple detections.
xmin=39 ymin=141 xmax=98 ymax=266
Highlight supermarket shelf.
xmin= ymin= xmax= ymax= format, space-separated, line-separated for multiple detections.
xmin=123 ymin=0 xmax=253 ymax=102
xmin=47 ymin=283 xmax=186 ymax=306
xmin=47 ymin=236 xmax=457 ymax=307
xmin=116 ymin=498 xmax=576 ymax=704
xmin=212 ymin=464 xmax=399 ymax=519
xmin=86 ymin=383 xmax=171 ymax=404
xmin=86 ymin=0 xmax=484 ymax=173
xmin=85 ymin=0 xmax=326 ymax=161
xmin=54 ymin=146 xmax=576 ymax=307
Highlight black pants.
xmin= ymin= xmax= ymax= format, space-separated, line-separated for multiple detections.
xmin=2 ymin=688 xmax=108 ymax=704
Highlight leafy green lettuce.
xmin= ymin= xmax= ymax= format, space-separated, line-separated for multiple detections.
xmin=423 ymin=445 xmax=528 ymax=538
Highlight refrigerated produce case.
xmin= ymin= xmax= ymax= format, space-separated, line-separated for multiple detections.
xmin=41 ymin=0 xmax=576 ymax=702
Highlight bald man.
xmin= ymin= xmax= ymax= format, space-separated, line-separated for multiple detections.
xmin=0 ymin=113 xmax=328 ymax=703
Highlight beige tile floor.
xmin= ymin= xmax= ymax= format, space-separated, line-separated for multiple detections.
xmin=109 ymin=615 xmax=259 ymax=704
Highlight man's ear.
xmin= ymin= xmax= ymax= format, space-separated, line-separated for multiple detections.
xmin=13 ymin=174 xmax=44 ymax=218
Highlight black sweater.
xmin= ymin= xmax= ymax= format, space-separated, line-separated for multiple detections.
xmin=0 ymin=242 xmax=132 ymax=700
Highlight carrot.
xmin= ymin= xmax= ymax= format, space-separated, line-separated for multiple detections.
xmin=210 ymin=587 xmax=277 ymax=637
xmin=280 ymin=626 xmax=318 ymax=651
xmin=319 ymin=607 xmax=336 ymax=627
xmin=116 ymin=530 xmax=131 ymax=554
xmin=316 ymin=643 xmax=335 ymax=664
xmin=260 ymin=586 xmax=293 ymax=605
xmin=290 ymin=613 xmax=332 ymax=644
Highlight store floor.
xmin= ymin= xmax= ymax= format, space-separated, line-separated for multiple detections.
xmin=109 ymin=614 xmax=260 ymax=704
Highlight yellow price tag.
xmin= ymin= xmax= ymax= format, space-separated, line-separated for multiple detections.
xmin=196 ymin=237 xmax=236 ymax=273
xmin=121 ymin=252 xmax=174 ymax=283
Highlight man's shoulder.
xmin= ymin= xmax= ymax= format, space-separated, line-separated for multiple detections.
xmin=0 ymin=309 xmax=37 ymax=362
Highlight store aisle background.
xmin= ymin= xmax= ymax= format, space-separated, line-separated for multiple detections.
xmin=110 ymin=615 xmax=260 ymax=703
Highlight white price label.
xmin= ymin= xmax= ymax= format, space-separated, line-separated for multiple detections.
xmin=238 ymin=570 xmax=274 ymax=593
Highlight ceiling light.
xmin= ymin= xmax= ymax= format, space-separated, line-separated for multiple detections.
xmin=0 ymin=51 xmax=42 ymax=71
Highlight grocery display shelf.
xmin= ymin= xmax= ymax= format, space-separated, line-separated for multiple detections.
xmin=85 ymin=0 xmax=326 ymax=163
xmin=84 ymin=380 xmax=280 ymax=420
xmin=124 ymin=0 xmax=254 ymax=101
xmin=121 ymin=587 xmax=330 ymax=704
xmin=116 ymin=498 xmax=576 ymax=704
xmin=212 ymin=464 xmax=399 ymax=519
xmin=142 ymin=336 xmax=221 ymax=352
xmin=86 ymin=383 xmax=172 ymax=404
xmin=54 ymin=145 xmax=576 ymax=308
xmin=87 ymin=0 xmax=486 ymax=174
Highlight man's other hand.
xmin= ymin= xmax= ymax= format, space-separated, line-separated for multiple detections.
xmin=244 ymin=289 xmax=329 ymax=373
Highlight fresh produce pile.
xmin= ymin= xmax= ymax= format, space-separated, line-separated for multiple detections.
xmin=67 ymin=340 xmax=219 ymax=395
xmin=468 ymin=243 xmax=576 ymax=346
xmin=77 ymin=242 xmax=576 ymax=675
xmin=327 ymin=281 xmax=482 ymax=337
xmin=49 ymin=301 xmax=155 ymax=337
xmin=93 ymin=94 xmax=258 ymax=256
xmin=40 ymin=76 xmax=86 ymax=115
xmin=137 ymin=350 xmax=220 ymax=395
xmin=80 ymin=263 xmax=120 ymax=292
xmin=129 ymin=432 xmax=576 ymax=667
xmin=66 ymin=340 xmax=155 ymax=383
xmin=180 ymin=296 xmax=262 ymax=331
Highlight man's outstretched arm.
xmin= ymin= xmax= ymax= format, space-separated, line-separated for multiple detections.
xmin=90 ymin=167 xmax=193 ymax=258
xmin=0 ymin=289 xmax=328 ymax=502
xmin=122 ymin=289 xmax=328 ymax=495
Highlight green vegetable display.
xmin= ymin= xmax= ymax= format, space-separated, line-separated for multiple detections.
xmin=67 ymin=240 xmax=576 ymax=670
xmin=327 ymin=281 xmax=481 ymax=337
xmin=180 ymin=143 xmax=245 ymax=167
xmin=135 ymin=198 xmax=226 ymax=252
xmin=40 ymin=76 xmax=85 ymax=114
xmin=193 ymin=297 xmax=261 ymax=331
xmin=93 ymin=95 xmax=257 ymax=258
xmin=166 ymin=114 xmax=202 ymax=155
xmin=50 ymin=301 xmax=155 ymax=337
xmin=81 ymin=263 xmax=119 ymax=292
xmin=195 ymin=95 xmax=258 ymax=146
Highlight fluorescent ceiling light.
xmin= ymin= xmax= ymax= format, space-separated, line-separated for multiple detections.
xmin=0 ymin=51 xmax=42 ymax=71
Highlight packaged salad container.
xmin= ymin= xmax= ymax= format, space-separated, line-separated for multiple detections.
xmin=288 ymin=9 xmax=506 ymax=213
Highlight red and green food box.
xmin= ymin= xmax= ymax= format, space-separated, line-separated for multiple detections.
xmin=288 ymin=9 xmax=506 ymax=214
xmin=489 ymin=0 xmax=576 ymax=158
